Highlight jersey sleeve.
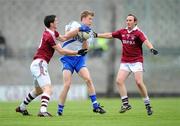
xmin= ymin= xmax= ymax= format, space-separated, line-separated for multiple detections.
xmin=65 ymin=21 xmax=81 ymax=32
xmin=112 ymin=30 xmax=122 ymax=40
xmin=139 ymin=31 xmax=147 ymax=43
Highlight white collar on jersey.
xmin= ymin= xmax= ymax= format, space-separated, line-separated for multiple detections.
xmin=126 ymin=26 xmax=138 ymax=33
xmin=45 ymin=27 xmax=55 ymax=36
xmin=45 ymin=27 xmax=56 ymax=42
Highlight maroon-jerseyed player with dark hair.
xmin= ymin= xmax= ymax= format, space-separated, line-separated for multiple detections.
xmin=15 ymin=15 xmax=90 ymax=117
xmin=94 ymin=14 xmax=158 ymax=116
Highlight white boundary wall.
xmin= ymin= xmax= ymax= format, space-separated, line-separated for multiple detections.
xmin=0 ymin=85 xmax=87 ymax=101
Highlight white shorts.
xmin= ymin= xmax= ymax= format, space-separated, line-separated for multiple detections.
xmin=119 ymin=62 xmax=143 ymax=72
xmin=30 ymin=59 xmax=51 ymax=87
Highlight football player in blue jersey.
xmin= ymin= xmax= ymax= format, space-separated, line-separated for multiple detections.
xmin=57 ymin=10 xmax=106 ymax=116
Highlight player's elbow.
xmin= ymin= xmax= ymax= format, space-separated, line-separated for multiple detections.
xmin=105 ymin=32 xmax=113 ymax=38
xmin=60 ymin=37 xmax=68 ymax=42
xmin=58 ymin=51 xmax=66 ymax=55
xmin=57 ymin=49 xmax=66 ymax=55
xmin=107 ymin=34 xmax=113 ymax=39
xmin=54 ymin=45 xmax=66 ymax=55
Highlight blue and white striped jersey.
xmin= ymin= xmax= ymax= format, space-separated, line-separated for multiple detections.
xmin=62 ymin=21 xmax=94 ymax=51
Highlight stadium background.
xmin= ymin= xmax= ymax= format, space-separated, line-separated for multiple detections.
xmin=0 ymin=0 xmax=179 ymax=100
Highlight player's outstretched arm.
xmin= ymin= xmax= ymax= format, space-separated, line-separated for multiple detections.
xmin=53 ymin=43 xmax=88 ymax=56
xmin=57 ymin=29 xmax=78 ymax=42
xmin=93 ymin=32 xmax=113 ymax=39
xmin=57 ymin=25 xmax=91 ymax=42
xmin=53 ymin=43 xmax=78 ymax=55
xmin=144 ymin=40 xmax=158 ymax=55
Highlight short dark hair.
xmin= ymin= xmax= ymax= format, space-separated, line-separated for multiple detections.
xmin=44 ymin=15 xmax=56 ymax=28
xmin=80 ymin=10 xmax=94 ymax=21
xmin=128 ymin=14 xmax=138 ymax=25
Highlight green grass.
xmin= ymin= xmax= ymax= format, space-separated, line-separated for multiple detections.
xmin=0 ymin=98 xmax=180 ymax=126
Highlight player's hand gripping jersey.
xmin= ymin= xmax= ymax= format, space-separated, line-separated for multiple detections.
xmin=62 ymin=21 xmax=94 ymax=52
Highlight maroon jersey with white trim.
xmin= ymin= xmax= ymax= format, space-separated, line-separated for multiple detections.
xmin=112 ymin=27 xmax=147 ymax=63
xmin=33 ymin=29 xmax=59 ymax=63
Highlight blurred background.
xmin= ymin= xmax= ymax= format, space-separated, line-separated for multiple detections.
xmin=0 ymin=0 xmax=179 ymax=101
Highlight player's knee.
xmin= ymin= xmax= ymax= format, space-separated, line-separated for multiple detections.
xmin=35 ymin=88 xmax=43 ymax=95
xmin=64 ymin=84 xmax=71 ymax=90
xmin=42 ymin=84 xmax=52 ymax=95
xmin=116 ymin=79 xmax=124 ymax=86
xmin=47 ymin=87 xmax=53 ymax=95
xmin=84 ymin=78 xmax=92 ymax=86
xmin=64 ymin=82 xmax=71 ymax=90
xmin=135 ymin=80 xmax=143 ymax=87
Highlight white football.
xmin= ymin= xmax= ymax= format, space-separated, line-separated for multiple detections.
xmin=77 ymin=32 xmax=90 ymax=40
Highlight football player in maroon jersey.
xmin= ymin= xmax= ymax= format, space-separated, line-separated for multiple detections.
xmin=94 ymin=14 xmax=158 ymax=115
xmin=15 ymin=15 xmax=90 ymax=117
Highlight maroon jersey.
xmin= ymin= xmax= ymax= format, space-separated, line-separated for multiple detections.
xmin=33 ymin=28 xmax=59 ymax=63
xmin=112 ymin=26 xmax=147 ymax=63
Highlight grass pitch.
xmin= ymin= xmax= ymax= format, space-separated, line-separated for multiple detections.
xmin=0 ymin=98 xmax=180 ymax=126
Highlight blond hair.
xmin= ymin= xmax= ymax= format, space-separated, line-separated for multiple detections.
xmin=80 ymin=10 xmax=94 ymax=21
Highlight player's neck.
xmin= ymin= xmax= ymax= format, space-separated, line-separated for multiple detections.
xmin=81 ymin=22 xmax=91 ymax=27
xmin=49 ymin=27 xmax=55 ymax=32
xmin=127 ymin=26 xmax=133 ymax=31
xmin=127 ymin=25 xmax=137 ymax=32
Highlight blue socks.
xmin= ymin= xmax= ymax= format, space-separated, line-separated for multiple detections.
xmin=89 ymin=94 xmax=99 ymax=109
xmin=58 ymin=95 xmax=99 ymax=113
xmin=58 ymin=104 xmax=64 ymax=114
